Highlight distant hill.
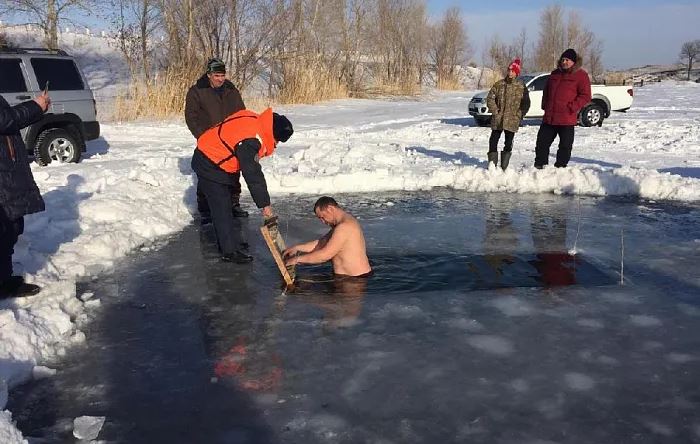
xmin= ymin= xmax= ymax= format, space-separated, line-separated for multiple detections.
xmin=609 ymin=64 xmax=700 ymax=82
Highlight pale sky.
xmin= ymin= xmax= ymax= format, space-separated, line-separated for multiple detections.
xmin=428 ymin=1 xmax=700 ymax=69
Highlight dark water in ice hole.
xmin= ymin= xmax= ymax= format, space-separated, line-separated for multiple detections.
xmin=8 ymin=190 xmax=700 ymax=444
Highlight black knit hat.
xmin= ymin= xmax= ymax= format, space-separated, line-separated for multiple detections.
xmin=273 ymin=113 xmax=293 ymax=143
xmin=560 ymin=48 xmax=577 ymax=63
xmin=206 ymin=58 xmax=226 ymax=74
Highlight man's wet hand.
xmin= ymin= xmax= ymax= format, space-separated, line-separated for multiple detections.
xmin=285 ymin=255 xmax=299 ymax=266
xmin=282 ymin=247 xmax=297 ymax=259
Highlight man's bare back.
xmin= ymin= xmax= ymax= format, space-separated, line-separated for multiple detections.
xmin=283 ymin=197 xmax=371 ymax=277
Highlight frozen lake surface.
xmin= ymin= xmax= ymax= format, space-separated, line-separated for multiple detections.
xmin=9 ymin=190 xmax=700 ymax=443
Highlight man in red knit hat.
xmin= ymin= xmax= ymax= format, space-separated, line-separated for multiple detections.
xmin=485 ymin=58 xmax=530 ymax=170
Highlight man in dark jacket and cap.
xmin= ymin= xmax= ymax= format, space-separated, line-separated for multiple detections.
xmin=1 ymin=90 xmax=50 ymax=299
xmin=534 ymin=48 xmax=592 ymax=169
xmin=185 ymin=58 xmax=248 ymax=222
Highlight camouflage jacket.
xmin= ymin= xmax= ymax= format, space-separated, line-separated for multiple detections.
xmin=486 ymin=78 xmax=531 ymax=133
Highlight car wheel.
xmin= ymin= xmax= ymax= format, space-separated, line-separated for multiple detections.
xmin=34 ymin=128 xmax=82 ymax=165
xmin=580 ymin=103 xmax=604 ymax=127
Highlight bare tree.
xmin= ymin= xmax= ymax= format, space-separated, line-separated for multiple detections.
xmin=368 ymin=0 xmax=429 ymax=92
xmin=110 ymin=0 xmax=159 ymax=80
xmin=476 ymin=39 xmax=488 ymax=88
xmin=429 ymin=6 xmax=469 ymax=89
xmin=680 ymin=40 xmax=700 ymax=80
xmin=486 ymin=35 xmax=515 ymax=78
xmin=534 ymin=4 xmax=565 ymax=71
xmin=533 ymin=5 xmax=604 ymax=78
xmin=512 ymin=28 xmax=527 ymax=72
xmin=586 ymin=39 xmax=604 ymax=81
xmin=337 ymin=0 xmax=370 ymax=92
xmin=113 ymin=0 xmax=488 ymax=116
xmin=1 ymin=0 xmax=95 ymax=49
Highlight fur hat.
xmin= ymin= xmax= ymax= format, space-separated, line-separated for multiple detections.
xmin=508 ymin=58 xmax=521 ymax=76
xmin=560 ymin=48 xmax=578 ymax=63
xmin=206 ymin=58 xmax=226 ymax=74
xmin=273 ymin=113 xmax=293 ymax=143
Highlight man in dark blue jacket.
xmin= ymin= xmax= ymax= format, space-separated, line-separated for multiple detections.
xmin=1 ymin=91 xmax=50 ymax=299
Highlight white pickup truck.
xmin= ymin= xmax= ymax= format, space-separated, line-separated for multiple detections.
xmin=468 ymin=72 xmax=634 ymax=127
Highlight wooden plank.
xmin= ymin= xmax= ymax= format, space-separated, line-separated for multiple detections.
xmin=260 ymin=222 xmax=296 ymax=287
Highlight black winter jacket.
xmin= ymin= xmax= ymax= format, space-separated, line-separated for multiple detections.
xmin=185 ymin=76 xmax=246 ymax=139
xmin=191 ymin=139 xmax=271 ymax=209
xmin=0 ymin=96 xmax=45 ymax=220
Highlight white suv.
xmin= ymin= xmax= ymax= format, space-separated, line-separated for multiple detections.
xmin=469 ymin=73 xmax=634 ymax=127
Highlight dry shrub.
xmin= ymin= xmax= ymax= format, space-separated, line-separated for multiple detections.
xmin=481 ymin=70 xmax=502 ymax=89
xmin=358 ymin=74 xmax=421 ymax=98
xmin=111 ymin=68 xmax=280 ymax=121
xmin=602 ymin=72 xmax=628 ymax=86
xmin=113 ymin=66 xmax=199 ymax=121
xmin=244 ymin=96 xmax=276 ymax=113
xmin=436 ymin=76 xmax=462 ymax=90
xmin=278 ymin=60 xmax=348 ymax=104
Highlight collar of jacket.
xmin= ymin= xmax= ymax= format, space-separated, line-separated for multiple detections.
xmin=195 ymin=75 xmax=236 ymax=90
xmin=557 ymin=56 xmax=583 ymax=74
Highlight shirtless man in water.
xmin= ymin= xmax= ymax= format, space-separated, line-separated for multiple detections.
xmin=283 ymin=196 xmax=372 ymax=277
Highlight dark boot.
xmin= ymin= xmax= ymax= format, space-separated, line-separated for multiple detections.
xmin=222 ymin=250 xmax=253 ymax=264
xmin=0 ymin=276 xmax=41 ymax=299
xmin=199 ymin=213 xmax=212 ymax=226
xmin=196 ymin=186 xmax=211 ymax=225
xmin=231 ymin=193 xmax=249 ymax=218
xmin=232 ymin=204 xmax=249 ymax=218
xmin=500 ymin=151 xmax=512 ymax=171
xmin=487 ymin=151 xmax=498 ymax=168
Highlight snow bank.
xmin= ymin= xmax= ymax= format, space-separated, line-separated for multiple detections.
xmin=267 ymin=143 xmax=699 ymax=201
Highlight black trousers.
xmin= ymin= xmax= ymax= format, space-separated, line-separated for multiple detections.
xmin=196 ymin=175 xmax=244 ymax=255
xmin=197 ymin=173 xmax=242 ymax=215
xmin=0 ymin=208 xmax=24 ymax=281
xmin=489 ymin=130 xmax=515 ymax=153
xmin=534 ymin=123 xmax=575 ymax=167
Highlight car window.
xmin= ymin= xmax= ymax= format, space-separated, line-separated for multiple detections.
xmin=30 ymin=58 xmax=85 ymax=91
xmin=530 ymin=75 xmax=548 ymax=91
xmin=0 ymin=58 xmax=28 ymax=93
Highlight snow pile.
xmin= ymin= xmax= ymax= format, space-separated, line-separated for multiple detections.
xmin=268 ymin=143 xmax=698 ymax=201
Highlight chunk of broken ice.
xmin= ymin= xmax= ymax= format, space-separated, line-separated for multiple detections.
xmin=73 ymin=415 xmax=106 ymax=440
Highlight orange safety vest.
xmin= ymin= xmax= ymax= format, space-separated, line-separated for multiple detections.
xmin=196 ymin=108 xmax=276 ymax=173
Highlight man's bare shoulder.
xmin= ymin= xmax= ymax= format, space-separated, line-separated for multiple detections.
xmin=338 ymin=215 xmax=363 ymax=231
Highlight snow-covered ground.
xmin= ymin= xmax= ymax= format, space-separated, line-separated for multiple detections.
xmin=1 ymin=80 xmax=700 ymax=441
